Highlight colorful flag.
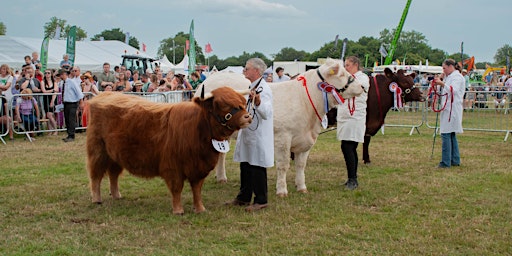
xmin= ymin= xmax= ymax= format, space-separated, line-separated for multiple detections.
xmin=66 ymin=26 xmax=77 ymax=67
xmin=40 ymin=37 xmax=49 ymax=72
xmin=188 ymin=20 xmax=196 ymax=74
xmin=205 ymin=43 xmax=212 ymax=54
xmin=142 ymin=43 xmax=146 ymax=52
xmin=186 ymin=40 xmax=190 ymax=51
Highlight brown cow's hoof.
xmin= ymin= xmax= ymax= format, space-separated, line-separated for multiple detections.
xmin=217 ymin=179 xmax=227 ymax=184
xmin=276 ymin=193 xmax=288 ymax=198
xmin=93 ymin=201 xmax=102 ymax=205
xmin=194 ymin=208 xmax=206 ymax=214
xmin=297 ymin=189 xmax=308 ymax=194
xmin=173 ymin=211 xmax=185 ymax=215
xmin=364 ymin=162 xmax=371 ymax=166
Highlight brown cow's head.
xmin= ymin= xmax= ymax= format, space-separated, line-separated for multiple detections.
xmin=319 ymin=58 xmax=364 ymax=99
xmin=195 ymin=87 xmax=252 ymax=132
xmin=384 ymin=68 xmax=424 ymax=102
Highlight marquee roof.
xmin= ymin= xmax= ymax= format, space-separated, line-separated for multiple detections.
xmin=0 ymin=35 xmax=153 ymax=72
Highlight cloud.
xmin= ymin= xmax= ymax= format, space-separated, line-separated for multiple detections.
xmin=186 ymin=0 xmax=306 ymax=18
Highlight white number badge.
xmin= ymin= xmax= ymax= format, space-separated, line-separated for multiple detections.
xmin=321 ymin=115 xmax=328 ymax=129
xmin=212 ymin=139 xmax=230 ymax=153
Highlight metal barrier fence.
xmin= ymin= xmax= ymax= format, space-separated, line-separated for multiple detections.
xmin=1 ymin=90 xmax=196 ymax=143
xmin=383 ymin=86 xmax=511 ymax=141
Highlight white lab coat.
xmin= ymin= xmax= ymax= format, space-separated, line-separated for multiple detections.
xmin=439 ymin=70 xmax=465 ymax=134
xmin=336 ymin=71 xmax=370 ymax=143
xmin=233 ymin=78 xmax=274 ymax=168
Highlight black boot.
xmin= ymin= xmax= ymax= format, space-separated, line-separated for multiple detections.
xmin=344 ymin=178 xmax=358 ymax=190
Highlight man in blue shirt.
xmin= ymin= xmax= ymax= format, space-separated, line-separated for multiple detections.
xmin=57 ymin=69 xmax=83 ymax=142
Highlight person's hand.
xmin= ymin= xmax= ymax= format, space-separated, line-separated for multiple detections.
xmin=249 ymin=90 xmax=261 ymax=106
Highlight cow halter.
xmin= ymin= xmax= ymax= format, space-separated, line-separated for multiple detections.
xmin=211 ymin=107 xmax=243 ymax=130
xmin=297 ymin=68 xmax=350 ymax=128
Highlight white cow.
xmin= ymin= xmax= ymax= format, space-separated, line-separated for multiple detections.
xmin=195 ymin=58 xmax=364 ymax=197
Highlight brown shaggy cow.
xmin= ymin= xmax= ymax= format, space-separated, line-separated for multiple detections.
xmin=86 ymin=88 xmax=251 ymax=215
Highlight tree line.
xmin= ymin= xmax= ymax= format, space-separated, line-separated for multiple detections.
xmin=1 ymin=18 xmax=510 ymax=71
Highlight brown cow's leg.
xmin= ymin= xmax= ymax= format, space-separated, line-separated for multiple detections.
xmin=363 ymin=135 xmax=371 ymax=165
xmin=190 ymin=179 xmax=206 ymax=213
xmin=87 ymin=147 xmax=108 ymax=204
xmin=164 ymin=178 xmax=185 ymax=215
xmin=107 ymin=163 xmax=123 ymax=200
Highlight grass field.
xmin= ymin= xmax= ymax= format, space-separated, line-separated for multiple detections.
xmin=1 ymin=126 xmax=511 ymax=255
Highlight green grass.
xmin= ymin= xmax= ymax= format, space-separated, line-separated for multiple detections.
xmin=1 ymin=127 xmax=511 ymax=255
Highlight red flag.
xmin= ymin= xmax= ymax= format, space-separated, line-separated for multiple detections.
xmin=186 ymin=40 xmax=190 ymax=51
xmin=142 ymin=43 xmax=146 ymax=52
xmin=205 ymin=43 xmax=212 ymax=54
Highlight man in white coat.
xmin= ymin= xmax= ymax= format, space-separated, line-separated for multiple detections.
xmin=337 ymin=56 xmax=370 ymax=190
xmin=227 ymin=58 xmax=274 ymax=212
xmin=432 ymin=59 xmax=464 ymax=168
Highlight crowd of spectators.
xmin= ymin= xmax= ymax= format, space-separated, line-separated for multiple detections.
xmin=0 ymin=52 xmax=206 ymax=142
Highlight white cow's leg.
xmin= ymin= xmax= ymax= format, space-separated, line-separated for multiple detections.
xmin=294 ymin=151 xmax=310 ymax=193
xmin=215 ymin=153 xmax=228 ymax=183
xmin=275 ymin=149 xmax=291 ymax=197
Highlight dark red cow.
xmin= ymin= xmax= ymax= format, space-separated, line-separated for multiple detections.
xmin=327 ymin=68 xmax=423 ymax=164
xmin=86 ymin=88 xmax=251 ymax=215
xmin=363 ymin=68 xmax=423 ymax=164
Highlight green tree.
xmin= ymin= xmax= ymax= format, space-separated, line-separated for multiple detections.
xmin=43 ymin=17 xmax=87 ymax=40
xmin=157 ymin=32 xmax=204 ymax=65
xmin=494 ymin=44 xmax=512 ymax=65
xmin=273 ymin=47 xmax=309 ymax=61
xmin=91 ymin=28 xmax=139 ymax=49
xmin=0 ymin=22 xmax=6 ymax=35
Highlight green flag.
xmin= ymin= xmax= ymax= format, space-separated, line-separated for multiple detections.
xmin=40 ymin=37 xmax=49 ymax=72
xmin=188 ymin=20 xmax=196 ymax=74
xmin=66 ymin=25 xmax=77 ymax=67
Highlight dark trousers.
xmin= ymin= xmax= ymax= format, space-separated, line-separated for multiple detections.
xmin=64 ymin=102 xmax=78 ymax=139
xmin=236 ymin=162 xmax=268 ymax=204
xmin=341 ymin=140 xmax=359 ymax=179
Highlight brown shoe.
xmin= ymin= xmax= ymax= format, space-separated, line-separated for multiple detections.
xmin=224 ymin=199 xmax=250 ymax=206
xmin=245 ymin=203 xmax=268 ymax=212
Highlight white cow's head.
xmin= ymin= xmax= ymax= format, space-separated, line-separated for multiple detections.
xmin=318 ymin=58 xmax=364 ymax=99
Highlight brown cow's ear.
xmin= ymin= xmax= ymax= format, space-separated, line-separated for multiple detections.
xmin=384 ymin=68 xmax=396 ymax=79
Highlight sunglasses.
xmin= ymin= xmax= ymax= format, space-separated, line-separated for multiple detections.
xmin=45 ymin=72 xmax=51 ymax=74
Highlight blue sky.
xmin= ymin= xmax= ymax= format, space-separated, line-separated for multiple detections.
xmin=2 ymin=0 xmax=510 ymax=63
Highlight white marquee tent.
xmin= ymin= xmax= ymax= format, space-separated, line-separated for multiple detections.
xmin=0 ymin=35 xmax=153 ymax=72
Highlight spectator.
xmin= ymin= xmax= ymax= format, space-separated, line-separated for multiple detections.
xmin=23 ymin=55 xmax=36 ymax=71
xmin=337 ymin=56 xmax=370 ymax=190
xmin=60 ymin=54 xmax=72 ymax=70
xmin=132 ymin=81 xmax=144 ymax=92
xmin=226 ymin=57 xmax=274 ymax=212
xmin=40 ymin=69 xmax=59 ymax=135
xmin=80 ymin=73 xmax=100 ymax=96
xmin=273 ymin=66 xmax=290 ymax=82
xmin=147 ymin=74 xmax=159 ymax=92
xmin=189 ymin=71 xmax=203 ymax=90
xmin=130 ymin=70 xmax=140 ymax=86
xmin=114 ymin=72 xmax=131 ymax=92
xmin=494 ymin=85 xmax=506 ymax=113
xmin=198 ymin=68 xmax=206 ymax=81
xmin=15 ymin=88 xmax=40 ymax=139
xmin=69 ymin=66 xmax=82 ymax=85
xmin=264 ymin=72 xmax=273 ymax=83
xmin=0 ymin=64 xmax=14 ymax=140
xmin=505 ymin=76 xmax=512 ymax=109
xmin=125 ymin=69 xmax=133 ymax=83
xmin=141 ymin=73 xmax=151 ymax=92
xmin=171 ymin=74 xmax=192 ymax=91
xmin=58 ymin=69 xmax=83 ymax=142
xmin=0 ymin=63 xmax=13 ymax=109
xmin=97 ymin=62 xmax=116 ymax=91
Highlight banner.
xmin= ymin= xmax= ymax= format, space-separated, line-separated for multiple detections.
xmin=40 ymin=37 xmax=49 ymax=72
xmin=66 ymin=26 xmax=77 ymax=68
xmin=188 ymin=20 xmax=196 ymax=74
xmin=379 ymin=44 xmax=388 ymax=57
xmin=125 ymin=32 xmax=130 ymax=45
xmin=205 ymin=43 xmax=212 ymax=54
xmin=142 ymin=43 xmax=146 ymax=52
